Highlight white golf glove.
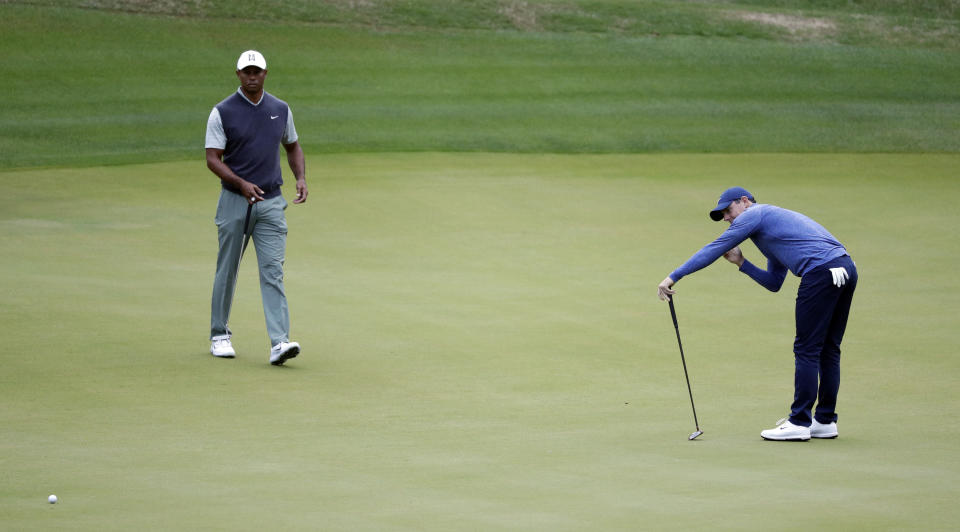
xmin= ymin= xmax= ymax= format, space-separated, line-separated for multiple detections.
xmin=829 ymin=267 xmax=849 ymax=287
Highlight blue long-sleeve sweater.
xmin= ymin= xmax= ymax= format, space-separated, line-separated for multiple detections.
xmin=669 ymin=204 xmax=848 ymax=292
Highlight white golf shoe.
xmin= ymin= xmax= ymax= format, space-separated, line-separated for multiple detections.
xmin=269 ymin=341 xmax=300 ymax=366
xmin=811 ymin=419 xmax=839 ymax=439
xmin=210 ymin=335 xmax=236 ymax=358
xmin=761 ymin=418 xmax=811 ymax=441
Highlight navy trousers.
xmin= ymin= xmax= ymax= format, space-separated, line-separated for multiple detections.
xmin=789 ymin=255 xmax=857 ymax=427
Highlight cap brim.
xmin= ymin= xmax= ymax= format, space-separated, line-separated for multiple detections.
xmin=709 ymin=204 xmax=729 ymax=221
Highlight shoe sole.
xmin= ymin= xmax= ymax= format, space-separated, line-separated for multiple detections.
xmin=761 ymin=431 xmax=811 ymax=441
xmin=811 ymin=433 xmax=838 ymax=439
xmin=270 ymin=345 xmax=299 ymax=366
xmin=211 ymin=353 xmax=235 ymax=359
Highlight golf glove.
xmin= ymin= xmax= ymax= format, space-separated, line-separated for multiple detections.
xmin=829 ymin=267 xmax=849 ymax=287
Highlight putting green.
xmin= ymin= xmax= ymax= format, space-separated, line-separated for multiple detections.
xmin=2 ymin=153 xmax=958 ymax=530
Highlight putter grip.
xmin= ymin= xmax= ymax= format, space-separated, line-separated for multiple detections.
xmin=242 ymin=204 xmax=253 ymax=236
xmin=239 ymin=203 xmax=253 ymax=256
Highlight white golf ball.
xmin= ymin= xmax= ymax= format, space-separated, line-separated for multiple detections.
xmin=48 ymin=494 xmax=58 ymax=504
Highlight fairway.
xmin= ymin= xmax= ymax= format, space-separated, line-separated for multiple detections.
xmin=3 ymin=153 xmax=959 ymax=530
xmin=3 ymin=2 xmax=960 ymax=169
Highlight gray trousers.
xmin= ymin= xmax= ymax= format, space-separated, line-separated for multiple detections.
xmin=210 ymin=189 xmax=290 ymax=347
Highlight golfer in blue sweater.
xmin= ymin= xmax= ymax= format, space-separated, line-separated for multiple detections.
xmin=657 ymin=187 xmax=857 ymax=441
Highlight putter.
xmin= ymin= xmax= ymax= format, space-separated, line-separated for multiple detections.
xmin=225 ymin=203 xmax=253 ymax=329
xmin=668 ymin=296 xmax=703 ymax=440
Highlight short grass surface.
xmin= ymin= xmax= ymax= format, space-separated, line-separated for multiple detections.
xmin=3 ymin=153 xmax=958 ymax=530
xmin=3 ymin=1 xmax=959 ymax=529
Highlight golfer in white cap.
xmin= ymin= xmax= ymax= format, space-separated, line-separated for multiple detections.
xmin=658 ymin=187 xmax=858 ymax=441
xmin=204 ymin=50 xmax=308 ymax=366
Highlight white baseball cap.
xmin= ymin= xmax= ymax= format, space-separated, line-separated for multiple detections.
xmin=236 ymin=50 xmax=267 ymax=70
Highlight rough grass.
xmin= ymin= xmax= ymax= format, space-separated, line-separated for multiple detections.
xmin=1 ymin=3 xmax=959 ymax=170
xmin=5 ymin=0 xmax=960 ymax=48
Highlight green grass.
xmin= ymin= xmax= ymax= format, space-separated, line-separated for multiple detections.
xmin=2 ymin=153 xmax=959 ymax=530
xmin=15 ymin=0 xmax=960 ymax=42
xmin=2 ymin=0 xmax=959 ymax=528
xmin=1 ymin=2 xmax=959 ymax=169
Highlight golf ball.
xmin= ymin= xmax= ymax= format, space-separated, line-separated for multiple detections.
xmin=48 ymin=494 xmax=58 ymax=504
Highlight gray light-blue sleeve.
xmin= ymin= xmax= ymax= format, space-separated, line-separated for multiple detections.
xmin=205 ymin=107 xmax=226 ymax=149
xmin=282 ymin=108 xmax=298 ymax=145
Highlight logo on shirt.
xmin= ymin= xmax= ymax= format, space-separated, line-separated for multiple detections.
xmin=270 ymin=115 xmax=279 ymax=119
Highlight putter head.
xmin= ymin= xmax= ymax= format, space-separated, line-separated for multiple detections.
xmin=688 ymin=430 xmax=704 ymax=440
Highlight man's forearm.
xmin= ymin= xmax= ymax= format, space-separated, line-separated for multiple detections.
xmin=286 ymin=144 xmax=305 ymax=181
xmin=739 ymin=259 xmax=787 ymax=292
xmin=206 ymin=149 xmax=247 ymax=190
xmin=208 ymin=159 xmax=243 ymax=188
